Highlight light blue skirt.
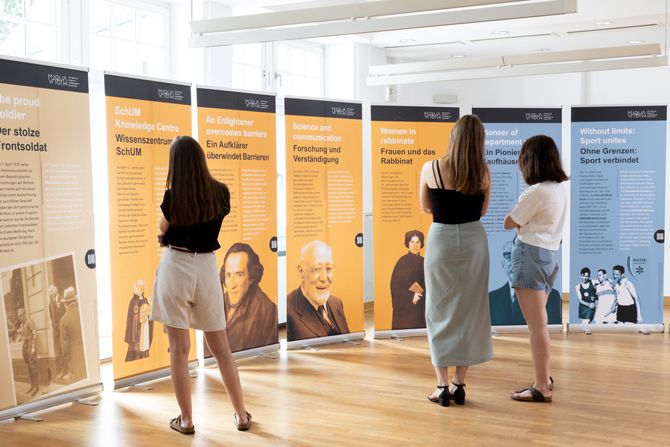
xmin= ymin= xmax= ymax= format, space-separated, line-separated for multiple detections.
xmin=425 ymin=221 xmax=494 ymax=367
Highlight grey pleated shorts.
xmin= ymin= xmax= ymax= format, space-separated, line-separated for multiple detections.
xmin=149 ymin=246 xmax=227 ymax=332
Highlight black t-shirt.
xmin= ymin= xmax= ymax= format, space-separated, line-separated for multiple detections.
xmin=160 ymin=182 xmax=230 ymax=252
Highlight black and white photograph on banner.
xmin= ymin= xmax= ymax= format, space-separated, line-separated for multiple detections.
xmin=575 ymin=264 xmax=643 ymax=325
xmin=287 ymin=240 xmax=350 ymax=341
xmin=1 ymin=254 xmax=88 ymax=406
xmin=219 ymin=242 xmax=278 ymax=353
xmin=390 ymin=229 xmax=426 ymax=330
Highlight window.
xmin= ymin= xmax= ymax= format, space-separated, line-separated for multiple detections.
xmin=0 ymin=0 xmax=61 ymax=62
xmin=89 ymin=0 xmax=166 ymax=77
xmin=276 ymin=43 xmax=322 ymax=98
xmin=232 ymin=43 xmax=263 ymax=91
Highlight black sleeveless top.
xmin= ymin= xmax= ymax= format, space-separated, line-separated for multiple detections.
xmin=428 ymin=160 xmax=484 ymax=224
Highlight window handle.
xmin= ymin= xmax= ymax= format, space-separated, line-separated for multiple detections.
xmin=262 ymin=70 xmax=270 ymax=86
xmin=275 ymin=73 xmax=282 ymax=87
xmin=277 ymin=172 xmax=283 ymax=187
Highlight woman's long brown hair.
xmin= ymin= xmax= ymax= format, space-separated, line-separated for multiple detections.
xmin=166 ymin=136 xmax=227 ymax=226
xmin=444 ymin=114 xmax=490 ymax=195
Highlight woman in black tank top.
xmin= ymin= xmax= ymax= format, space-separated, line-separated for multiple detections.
xmin=419 ymin=115 xmax=493 ymax=407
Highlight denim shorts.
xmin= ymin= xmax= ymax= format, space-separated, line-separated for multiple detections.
xmin=510 ymin=237 xmax=559 ymax=293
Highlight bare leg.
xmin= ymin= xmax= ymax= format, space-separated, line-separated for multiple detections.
xmin=166 ymin=326 xmax=194 ymax=428
xmin=204 ymin=329 xmax=248 ymax=424
xmin=429 ymin=366 xmax=449 ymax=400
xmin=511 ymin=288 xmax=552 ymax=398
xmin=449 ymin=366 xmax=469 ymax=394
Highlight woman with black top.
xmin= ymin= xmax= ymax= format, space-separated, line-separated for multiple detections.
xmin=420 ymin=115 xmax=494 ymax=407
xmin=149 ymin=136 xmax=250 ymax=434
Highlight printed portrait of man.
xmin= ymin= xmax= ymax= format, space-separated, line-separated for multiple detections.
xmin=390 ymin=230 xmax=426 ymax=330
xmin=219 ymin=243 xmax=278 ymax=352
xmin=287 ymin=240 xmax=350 ymax=341
xmin=17 ymin=308 xmax=39 ymax=396
xmin=47 ymin=285 xmax=66 ymax=379
xmin=488 ymin=240 xmax=562 ymax=326
xmin=124 ymin=279 xmax=154 ymax=362
xmin=612 ymin=265 xmax=643 ymax=324
xmin=59 ymin=286 xmax=86 ymax=382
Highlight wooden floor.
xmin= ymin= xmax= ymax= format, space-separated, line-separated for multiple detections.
xmin=2 ymin=304 xmax=669 ymax=446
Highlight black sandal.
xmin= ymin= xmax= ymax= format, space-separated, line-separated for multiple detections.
xmin=510 ymin=386 xmax=552 ymax=402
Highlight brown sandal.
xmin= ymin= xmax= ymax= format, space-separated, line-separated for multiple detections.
xmin=510 ymin=386 xmax=552 ymax=402
xmin=169 ymin=415 xmax=195 ymax=434
xmin=234 ymin=411 xmax=252 ymax=431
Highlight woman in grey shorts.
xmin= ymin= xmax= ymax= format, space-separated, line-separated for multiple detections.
xmin=504 ymin=135 xmax=569 ymax=403
xmin=150 ymin=136 xmax=251 ymax=434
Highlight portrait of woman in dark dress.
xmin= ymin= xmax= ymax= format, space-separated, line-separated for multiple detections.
xmin=390 ymin=230 xmax=426 ymax=330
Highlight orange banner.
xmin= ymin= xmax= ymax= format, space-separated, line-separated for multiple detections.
xmin=0 ymin=58 xmax=100 ymax=412
xmin=284 ymin=98 xmax=363 ymax=342
xmin=105 ymin=74 xmax=195 ymax=381
xmin=197 ymin=87 xmax=278 ymax=354
xmin=371 ymin=105 xmax=459 ymax=333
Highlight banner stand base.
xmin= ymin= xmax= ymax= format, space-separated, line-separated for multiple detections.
xmin=492 ymin=324 xmax=564 ymax=333
xmin=372 ymin=328 xmax=427 ymax=339
xmin=114 ymin=361 xmax=198 ymax=390
xmin=286 ymin=332 xmax=366 ymax=350
xmin=0 ymin=383 xmax=104 ymax=423
xmin=203 ymin=343 xmax=282 ymax=367
xmin=567 ymin=323 xmax=664 ymax=333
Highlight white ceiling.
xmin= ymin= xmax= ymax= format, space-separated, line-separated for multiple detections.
xmin=184 ymin=0 xmax=670 ymax=62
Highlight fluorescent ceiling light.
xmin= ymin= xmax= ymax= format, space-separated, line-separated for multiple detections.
xmin=367 ymin=56 xmax=667 ymax=85
xmin=491 ymin=30 xmax=509 ymax=35
xmin=400 ymin=39 xmax=416 ymax=43
xmin=189 ymin=0 xmax=577 ymax=47
xmin=594 ymin=21 xmax=613 ymax=25
xmin=452 ymin=54 xmax=466 ymax=58
xmin=629 ymin=40 xmax=645 ymax=44
xmin=367 ymin=43 xmax=663 ymax=84
xmin=567 ymin=23 xmax=661 ymax=36
xmin=471 ymin=32 xmax=557 ymax=44
xmin=385 ymin=40 xmax=466 ymax=49
xmin=536 ymin=48 xmax=552 ymax=51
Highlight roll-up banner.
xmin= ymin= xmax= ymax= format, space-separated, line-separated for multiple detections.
xmin=0 ymin=57 xmax=101 ymax=419
xmin=570 ymin=105 xmax=666 ymax=333
xmin=284 ymin=97 xmax=364 ymax=347
xmin=196 ymin=87 xmax=279 ymax=360
xmin=370 ymin=105 xmax=459 ymax=337
xmin=105 ymin=73 xmax=196 ymax=385
xmin=474 ymin=107 xmax=564 ymax=332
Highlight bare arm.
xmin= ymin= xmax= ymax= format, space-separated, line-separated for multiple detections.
xmin=158 ymin=216 xmax=171 ymax=247
xmin=626 ymin=281 xmax=643 ymax=323
xmin=503 ymin=214 xmax=519 ymax=230
xmin=575 ymin=283 xmax=591 ymax=307
xmin=419 ymin=162 xmax=433 ymax=214
xmin=481 ymin=167 xmax=491 ymax=217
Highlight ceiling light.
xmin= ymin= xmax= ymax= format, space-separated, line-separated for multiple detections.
xmin=594 ymin=21 xmax=613 ymax=25
xmin=451 ymin=54 xmax=466 ymax=58
xmin=629 ymin=40 xmax=644 ymax=44
xmin=491 ymin=30 xmax=509 ymax=35
xmin=400 ymin=39 xmax=415 ymax=43
xmin=536 ymin=48 xmax=551 ymax=51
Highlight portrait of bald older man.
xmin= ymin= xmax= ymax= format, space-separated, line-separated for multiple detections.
xmin=220 ymin=243 xmax=278 ymax=352
xmin=287 ymin=240 xmax=350 ymax=341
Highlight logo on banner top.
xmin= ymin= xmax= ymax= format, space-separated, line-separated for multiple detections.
xmin=332 ymin=106 xmax=357 ymax=117
xmin=628 ymin=109 xmax=658 ymax=119
xmin=47 ymin=73 xmax=80 ymax=89
xmin=158 ymin=88 xmax=184 ymax=101
xmin=245 ymin=98 xmax=270 ymax=110
xmin=526 ymin=112 xmax=554 ymax=121
xmin=424 ymin=111 xmax=453 ymax=120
